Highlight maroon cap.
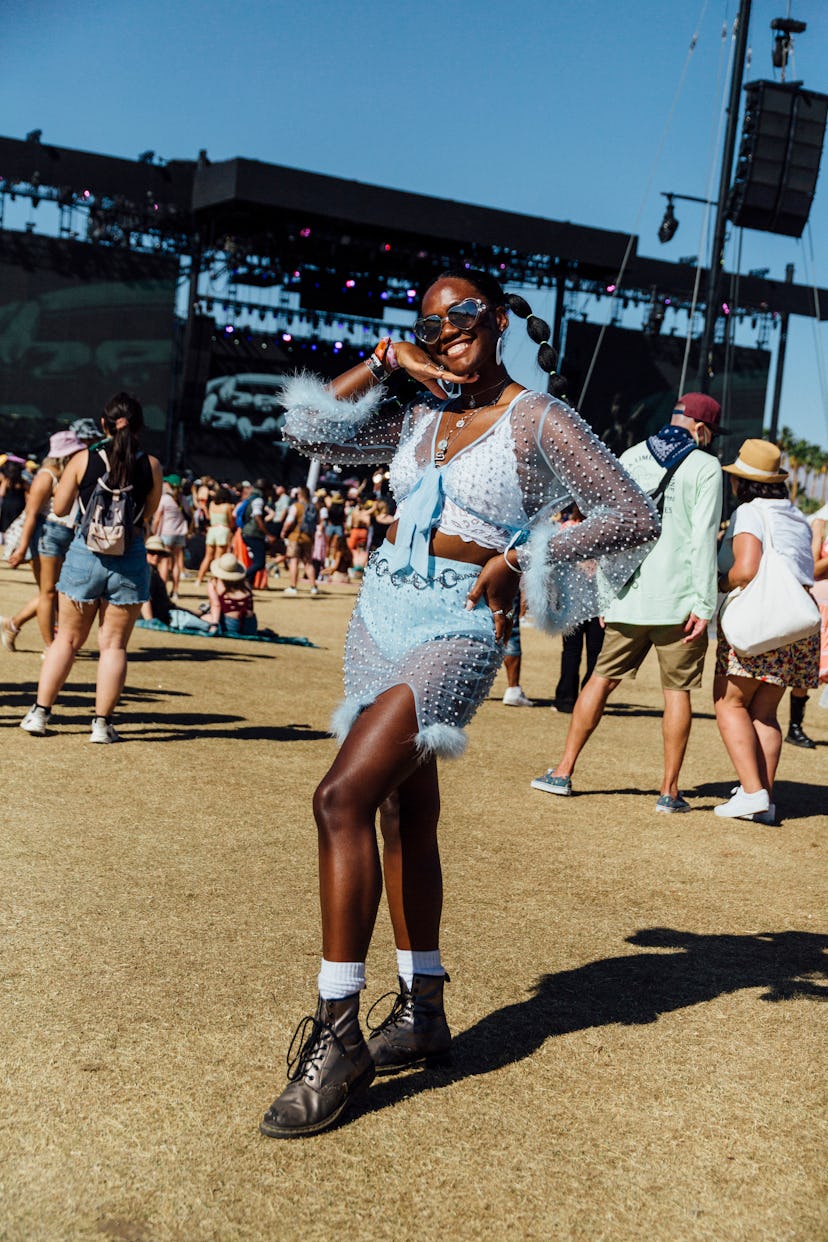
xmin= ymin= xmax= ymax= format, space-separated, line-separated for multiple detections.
xmin=676 ymin=392 xmax=728 ymax=433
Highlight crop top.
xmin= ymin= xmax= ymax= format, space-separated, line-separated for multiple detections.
xmin=279 ymin=375 xmax=660 ymax=634
xmin=78 ymin=448 xmax=154 ymax=524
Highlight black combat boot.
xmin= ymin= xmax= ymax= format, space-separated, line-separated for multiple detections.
xmin=366 ymin=973 xmax=451 ymax=1075
xmin=260 ymin=993 xmax=375 ymax=1139
xmin=786 ymin=695 xmax=816 ymax=749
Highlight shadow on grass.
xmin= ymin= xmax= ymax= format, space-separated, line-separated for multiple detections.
xmin=352 ymin=928 xmax=828 ymax=1124
xmin=128 ymin=721 xmax=329 ymax=743
xmin=691 ymin=779 xmax=825 ymax=822
xmin=490 ymin=694 xmax=717 ymax=722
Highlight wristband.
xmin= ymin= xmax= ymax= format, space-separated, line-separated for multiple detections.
xmin=365 ymin=352 xmax=387 ymax=383
xmin=385 ymin=341 xmax=399 ymax=370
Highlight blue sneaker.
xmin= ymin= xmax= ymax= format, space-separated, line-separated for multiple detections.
xmin=655 ymin=794 xmax=691 ymax=814
xmin=530 ymin=769 xmax=572 ymax=796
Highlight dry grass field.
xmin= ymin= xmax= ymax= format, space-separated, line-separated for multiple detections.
xmin=1 ymin=561 xmax=825 ymax=1242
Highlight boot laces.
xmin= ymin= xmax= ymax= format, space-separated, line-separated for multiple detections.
xmin=365 ymin=989 xmax=411 ymax=1034
xmin=285 ymin=1014 xmax=343 ymax=1082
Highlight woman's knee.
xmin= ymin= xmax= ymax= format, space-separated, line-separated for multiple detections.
xmin=313 ymin=769 xmax=373 ymax=844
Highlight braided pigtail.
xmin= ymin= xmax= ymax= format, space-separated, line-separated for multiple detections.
xmin=505 ymin=293 xmax=558 ymax=376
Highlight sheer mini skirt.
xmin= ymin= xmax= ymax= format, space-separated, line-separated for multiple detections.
xmin=331 ymin=547 xmax=503 ymax=759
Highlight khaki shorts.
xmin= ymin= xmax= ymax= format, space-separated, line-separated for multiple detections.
xmin=593 ymin=622 xmax=708 ymax=691
xmin=286 ymin=532 xmax=313 ymax=561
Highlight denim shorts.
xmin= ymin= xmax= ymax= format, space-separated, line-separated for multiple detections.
xmin=220 ymin=614 xmax=257 ymax=636
xmin=58 ymin=531 xmax=151 ymax=606
xmin=38 ymin=520 xmax=75 ymax=559
xmin=161 ymin=534 xmax=186 ymax=549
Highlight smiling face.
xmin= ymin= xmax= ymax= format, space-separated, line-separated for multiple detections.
xmin=419 ymin=277 xmax=508 ymax=377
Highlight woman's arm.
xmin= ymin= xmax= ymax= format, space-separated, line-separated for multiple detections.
xmin=719 ymin=530 xmax=763 ymax=590
xmin=279 ymin=338 xmax=473 ymax=465
xmin=6 ymin=469 xmax=53 ymax=566
xmin=144 ymin=459 xmax=164 ymax=528
xmin=513 ymin=399 xmax=661 ymax=633
xmin=52 ymin=452 xmax=87 ymax=517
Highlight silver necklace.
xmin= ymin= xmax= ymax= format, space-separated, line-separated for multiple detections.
xmin=464 ymin=376 xmax=511 ymax=410
xmin=435 ymin=407 xmax=481 ymax=463
xmin=434 ymin=378 xmax=511 ymax=463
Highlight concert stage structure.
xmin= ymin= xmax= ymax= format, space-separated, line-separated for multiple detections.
xmin=1 ymin=134 xmax=826 ymax=476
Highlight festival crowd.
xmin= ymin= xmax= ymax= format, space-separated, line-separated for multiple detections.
xmin=0 ymin=268 xmax=825 ymax=1143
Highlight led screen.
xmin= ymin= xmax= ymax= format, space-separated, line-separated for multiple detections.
xmin=0 ymin=231 xmax=177 ymax=458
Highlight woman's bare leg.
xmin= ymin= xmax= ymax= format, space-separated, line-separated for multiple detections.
xmin=196 ymin=544 xmax=213 ymax=585
xmin=313 ymin=685 xmax=426 ymax=962
xmin=35 ymin=555 xmax=62 ymax=646
xmin=379 ymin=759 xmax=441 ymax=951
xmin=36 ymin=597 xmax=99 ymax=707
xmin=95 ymin=602 xmax=142 ymax=717
xmin=713 ymin=674 xmax=765 ymax=792
xmin=749 ymin=681 xmax=786 ymax=795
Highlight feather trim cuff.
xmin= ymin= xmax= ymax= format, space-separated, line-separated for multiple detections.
xmin=414 ymin=722 xmax=467 ymax=760
xmin=279 ymin=371 xmax=387 ymax=447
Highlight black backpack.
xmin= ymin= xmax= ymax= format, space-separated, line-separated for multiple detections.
xmin=299 ymin=501 xmax=318 ymax=536
xmin=78 ymin=450 xmax=143 ymax=556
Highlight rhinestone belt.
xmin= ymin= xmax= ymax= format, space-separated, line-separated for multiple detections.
xmin=370 ymin=552 xmax=479 ymax=591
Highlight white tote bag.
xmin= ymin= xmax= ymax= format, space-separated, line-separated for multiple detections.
xmin=719 ymin=505 xmax=820 ymax=657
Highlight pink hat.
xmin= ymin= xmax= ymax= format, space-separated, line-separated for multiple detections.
xmin=48 ymin=430 xmax=87 ymax=458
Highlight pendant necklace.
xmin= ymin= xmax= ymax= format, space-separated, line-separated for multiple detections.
xmin=435 ymin=377 xmax=511 ymax=463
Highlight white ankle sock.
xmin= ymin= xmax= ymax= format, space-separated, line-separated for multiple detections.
xmin=396 ymin=949 xmax=443 ymax=987
xmin=317 ymin=958 xmax=365 ymax=1000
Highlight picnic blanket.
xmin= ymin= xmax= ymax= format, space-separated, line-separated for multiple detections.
xmin=135 ymin=618 xmax=315 ymax=647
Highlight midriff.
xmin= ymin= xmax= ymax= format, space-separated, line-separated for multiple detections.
xmin=384 ymin=522 xmax=497 ymax=568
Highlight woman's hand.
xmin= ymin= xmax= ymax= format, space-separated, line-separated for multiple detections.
xmin=464 ymin=553 xmax=519 ymax=644
xmin=391 ymin=340 xmax=478 ymax=400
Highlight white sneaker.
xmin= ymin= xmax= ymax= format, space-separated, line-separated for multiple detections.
xmin=21 ymin=705 xmax=50 ymax=735
xmin=502 ymin=686 xmax=534 ymax=707
xmin=714 ymin=788 xmax=769 ymax=818
xmin=283 ymin=587 xmax=298 ymax=596
xmin=90 ymin=718 xmax=121 ymax=744
xmin=310 ymin=585 xmax=319 ymax=596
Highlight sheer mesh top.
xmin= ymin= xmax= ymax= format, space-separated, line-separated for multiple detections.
xmin=280 ymin=374 xmax=659 ymax=632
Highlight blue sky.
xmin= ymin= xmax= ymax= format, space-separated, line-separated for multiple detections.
xmin=3 ymin=0 xmax=827 ymax=447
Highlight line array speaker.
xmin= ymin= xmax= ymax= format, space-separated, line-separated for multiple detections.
xmin=728 ymin=79 xmax=828 ymax=237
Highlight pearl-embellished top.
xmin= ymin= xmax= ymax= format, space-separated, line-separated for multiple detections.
xmin=280 ymin=374 xmax=659 ymax=633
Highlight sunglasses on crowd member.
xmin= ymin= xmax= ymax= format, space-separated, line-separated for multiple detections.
xmin=413 ymin=298 xmax=492 ymax=345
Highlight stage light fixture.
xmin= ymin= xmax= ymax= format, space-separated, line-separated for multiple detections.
xmin=658 ymin=195 xmax=679 ymax=243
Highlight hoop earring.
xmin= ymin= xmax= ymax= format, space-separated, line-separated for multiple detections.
xmin=495 ymin=335 xmax=504 ymax=366
xmin=438 ymin=378 xmax=462 ymax=399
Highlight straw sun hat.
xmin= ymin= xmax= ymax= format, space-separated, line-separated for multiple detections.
xmin=210 ymin=552 xmax=247 ymax=581
xmin=144 ymin=536 xmax=171 ymax=556
xmin=722 ymin=439 xmax=788 ymax=484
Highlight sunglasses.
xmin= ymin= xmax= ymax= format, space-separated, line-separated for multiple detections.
xmin=413 ymin=298 xmax=491 ymax=345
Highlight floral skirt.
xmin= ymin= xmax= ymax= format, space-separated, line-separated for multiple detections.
xmin=715 ymin=631 xmax=819 ymax=689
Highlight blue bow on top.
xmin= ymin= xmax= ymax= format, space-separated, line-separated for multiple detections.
xmin=383 ymin=463 xmax=445 ymax=578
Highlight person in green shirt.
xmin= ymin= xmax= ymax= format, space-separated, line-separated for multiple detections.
xmin=532 ymin=393 xmax=724 ymax=813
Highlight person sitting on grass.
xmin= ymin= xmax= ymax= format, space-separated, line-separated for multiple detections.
xmin=142 ymin=536 xmax=215 ymax=633
xmin=207 ymin=553 xmax=258 ymax=635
